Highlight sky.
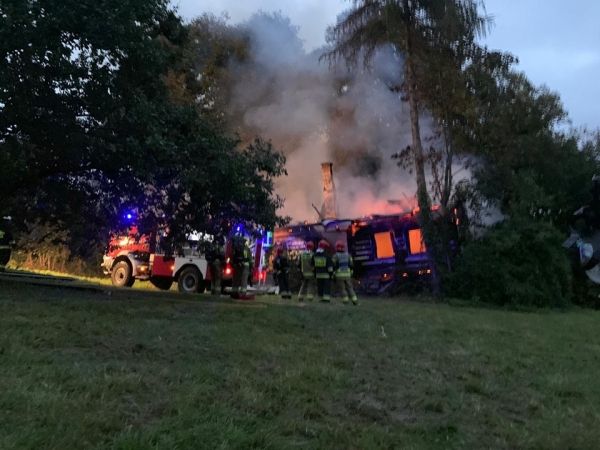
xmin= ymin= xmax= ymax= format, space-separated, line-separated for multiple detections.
xmin=173 ymin=0 xmax=600 ymax=131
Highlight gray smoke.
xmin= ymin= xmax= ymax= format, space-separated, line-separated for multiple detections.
xmin=232 ymin=12 xmax=424 ymax=221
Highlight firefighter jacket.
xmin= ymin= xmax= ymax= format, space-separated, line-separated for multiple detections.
xmin=206 ymin=242 xmax=225 ymax=263
xmin=273 ymin=255 xmax=290 ymax=275
xmin=312 ymin=249 xmax=333 ymax=279
xmin=333 ymin=251 xmax=354 ymax=278
xmin=243 ymin=246 xmax=252 ymax=267
xmin=232 ymin=237 xmax=252 ymax=267
xmin=298 ymin=250 xmax=315 ymax=278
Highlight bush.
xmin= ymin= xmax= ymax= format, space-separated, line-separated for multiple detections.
xmin=446 ymin=218 xmax=572 ymax=308
xmin=8 ymin=220 xmax=106 ymax=278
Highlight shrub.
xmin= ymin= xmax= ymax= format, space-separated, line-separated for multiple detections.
xmin=446 ymin=218 xmax=572 ymax=308
xmin=8 ymin=220 xmax=106 ymax=278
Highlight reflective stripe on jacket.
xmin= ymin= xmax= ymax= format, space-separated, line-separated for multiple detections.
xmin=313 ymin=250 xmax=333 ymax=279
xmin=333 ymin=251 xmax=353 ymax=278
xmin=241 ymin=247 xmax=251 ymax=267
xmin=299 ymin=251 xmax=314 ymax=277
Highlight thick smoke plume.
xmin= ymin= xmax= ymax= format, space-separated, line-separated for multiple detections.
xmin=231 ymin=12 xmax=427 ymax=222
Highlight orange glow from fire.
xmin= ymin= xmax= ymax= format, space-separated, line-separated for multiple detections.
xmin=343 ymin=194 xmax=416 ymax=218
xmin=413 ymin=205 xmax=441 ymax=214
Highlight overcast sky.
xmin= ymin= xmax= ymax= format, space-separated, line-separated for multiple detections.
xmin=173 ymin=0 xmax=599 ymax=130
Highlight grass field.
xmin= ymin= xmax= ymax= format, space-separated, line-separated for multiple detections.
xmin=8 ymin=268 xmax=173 ymax=291
xmin=1 ymin=279 xmax=600 ymax=450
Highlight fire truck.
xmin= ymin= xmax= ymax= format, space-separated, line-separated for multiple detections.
xmin=102 ymin=221 xmax=271 ymax=293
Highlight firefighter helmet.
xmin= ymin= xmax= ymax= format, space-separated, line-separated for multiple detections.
xmin=306 ymin=241 xmax=315 ymax=251
xmin=276 ymin=247 xmax=284 ymax=255
xmin=318 ymin=239 xmax=329 ymax=249
xmin=335 ymin=241 xmax=345 ymax=251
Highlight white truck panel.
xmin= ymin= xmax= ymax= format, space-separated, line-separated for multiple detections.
xmin=174 ymin=256 xmax=208 ymax=278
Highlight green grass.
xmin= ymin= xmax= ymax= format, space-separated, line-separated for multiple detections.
xmin=6 ymin=268 xmax=178 ymax=291
xmin=1 ymin=280 xmax=600 ymax=449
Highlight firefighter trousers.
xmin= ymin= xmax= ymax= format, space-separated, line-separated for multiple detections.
xmin=298 ymin=277 xmax=316 ymax=301
xmin=232 ymin=264 xmax=249 ymax=294
xmin=209 ymin=260 xmax=222 ymax=295
xmin=316 ymin=278 xmax=331 ymax=302
xmin=276 ymin=272 xmax=291 ymax=298
xmin=0 ymin=248 xmax=10 ymax=270
xmin=336 ymin=277 xmax=358 ymax=303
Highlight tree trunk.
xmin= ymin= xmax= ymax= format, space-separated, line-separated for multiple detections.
xmin=405 ymin=61 xmax=428 ymax=209
xmin=441 ymin=124 xmax=454 ymax=216
xmin=405 ymin=56 xmax=442 ymax=296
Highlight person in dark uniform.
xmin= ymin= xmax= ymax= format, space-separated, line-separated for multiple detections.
xmin=273 ymin=246 xmax=291 ymax=299
xmin=297 ymin=241 xmax=316 ymax=302
xmin=0 ymin=218 xmax=15 ymax=271
xmin=207 ymin=235 xmax=225 ymax=295
xmin=313 ymin=239 xmax=333 ymax=302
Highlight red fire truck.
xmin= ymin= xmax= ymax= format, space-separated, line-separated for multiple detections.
xmin=102 ymin=223 xmax=270 ymax=293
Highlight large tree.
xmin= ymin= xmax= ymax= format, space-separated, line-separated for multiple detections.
xmin=0 ymin=0 xmax=287 ymax=246
xmin=321 ymin=0 xmax=491 ymax=290
xmin=449 ymin=48 xmax=600 ymax=227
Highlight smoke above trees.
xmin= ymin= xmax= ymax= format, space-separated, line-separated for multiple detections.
xmin=193 ymin=11 xmax=437 ymax=222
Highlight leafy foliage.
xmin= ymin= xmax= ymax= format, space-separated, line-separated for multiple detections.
xmin=447 ymin=218 xmax=572 ymax=308
xmin=0 ymin=0 xmax=288 ymax=255
xmin=444 ymin=48 xmax=600 ymax=225
xmin=322 ymin=1 xmax=493 ymax=294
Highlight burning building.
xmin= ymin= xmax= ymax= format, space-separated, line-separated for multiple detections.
xmin=273 ymin=163 xmax=465 ymax=294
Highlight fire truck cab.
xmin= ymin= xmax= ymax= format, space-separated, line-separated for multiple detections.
xmin=102 ymin=222 xmax=272 ymax=293
xmin=102 ymin=226 xmax=210 ymax=293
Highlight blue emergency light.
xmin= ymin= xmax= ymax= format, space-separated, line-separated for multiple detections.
xmin=265 ymin=231 xmax=273 ymax=247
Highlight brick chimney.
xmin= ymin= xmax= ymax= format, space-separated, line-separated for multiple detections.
xmin=321 ymin=162 xmax=337 ymax=219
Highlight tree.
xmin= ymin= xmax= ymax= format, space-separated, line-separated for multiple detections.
xmin=455 ymin=53 xmax=600 ymax=226
xmin=0 ymin=0 xmax=288 ymax=253
xmin=321 ymin=0 xmax=491 ymax=292
xmin=447 ymin=217 xmax=572 ymax=308
xmin=183 ymin=12 xmax=250 ymax=129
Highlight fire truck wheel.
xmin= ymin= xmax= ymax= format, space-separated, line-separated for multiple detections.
xmin=111 ymin=261 xmax=133 ymax=288
xmin=178 ymin=267 xmax=202 ymax=293
xmin=150 ymin=277 xmax=173 ymax=291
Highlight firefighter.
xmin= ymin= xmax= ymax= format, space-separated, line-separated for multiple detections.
xmin=273 ymin=246 xmax=291 ymax=299
xmin=230 ymin=234 xmax=243 ymax=298
xmin=313 ymin=239 xmax=333 ymax=302
xmin=247 ymin=239 xmax=255 ymax=288
xmin=0 ymin=218 xmax=14 ymax=272
xmin=231 ymin=235 xmax=253 ymax=299
xmin=333 ymin=240 xmax=359 ymax=305
xmin=297 ymin=241 xmax=316 ymax=302
xmin=243 ymin=238 xmax=254 ymax=298
xmin=207 ymin=235 xmax=225 ymax=295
